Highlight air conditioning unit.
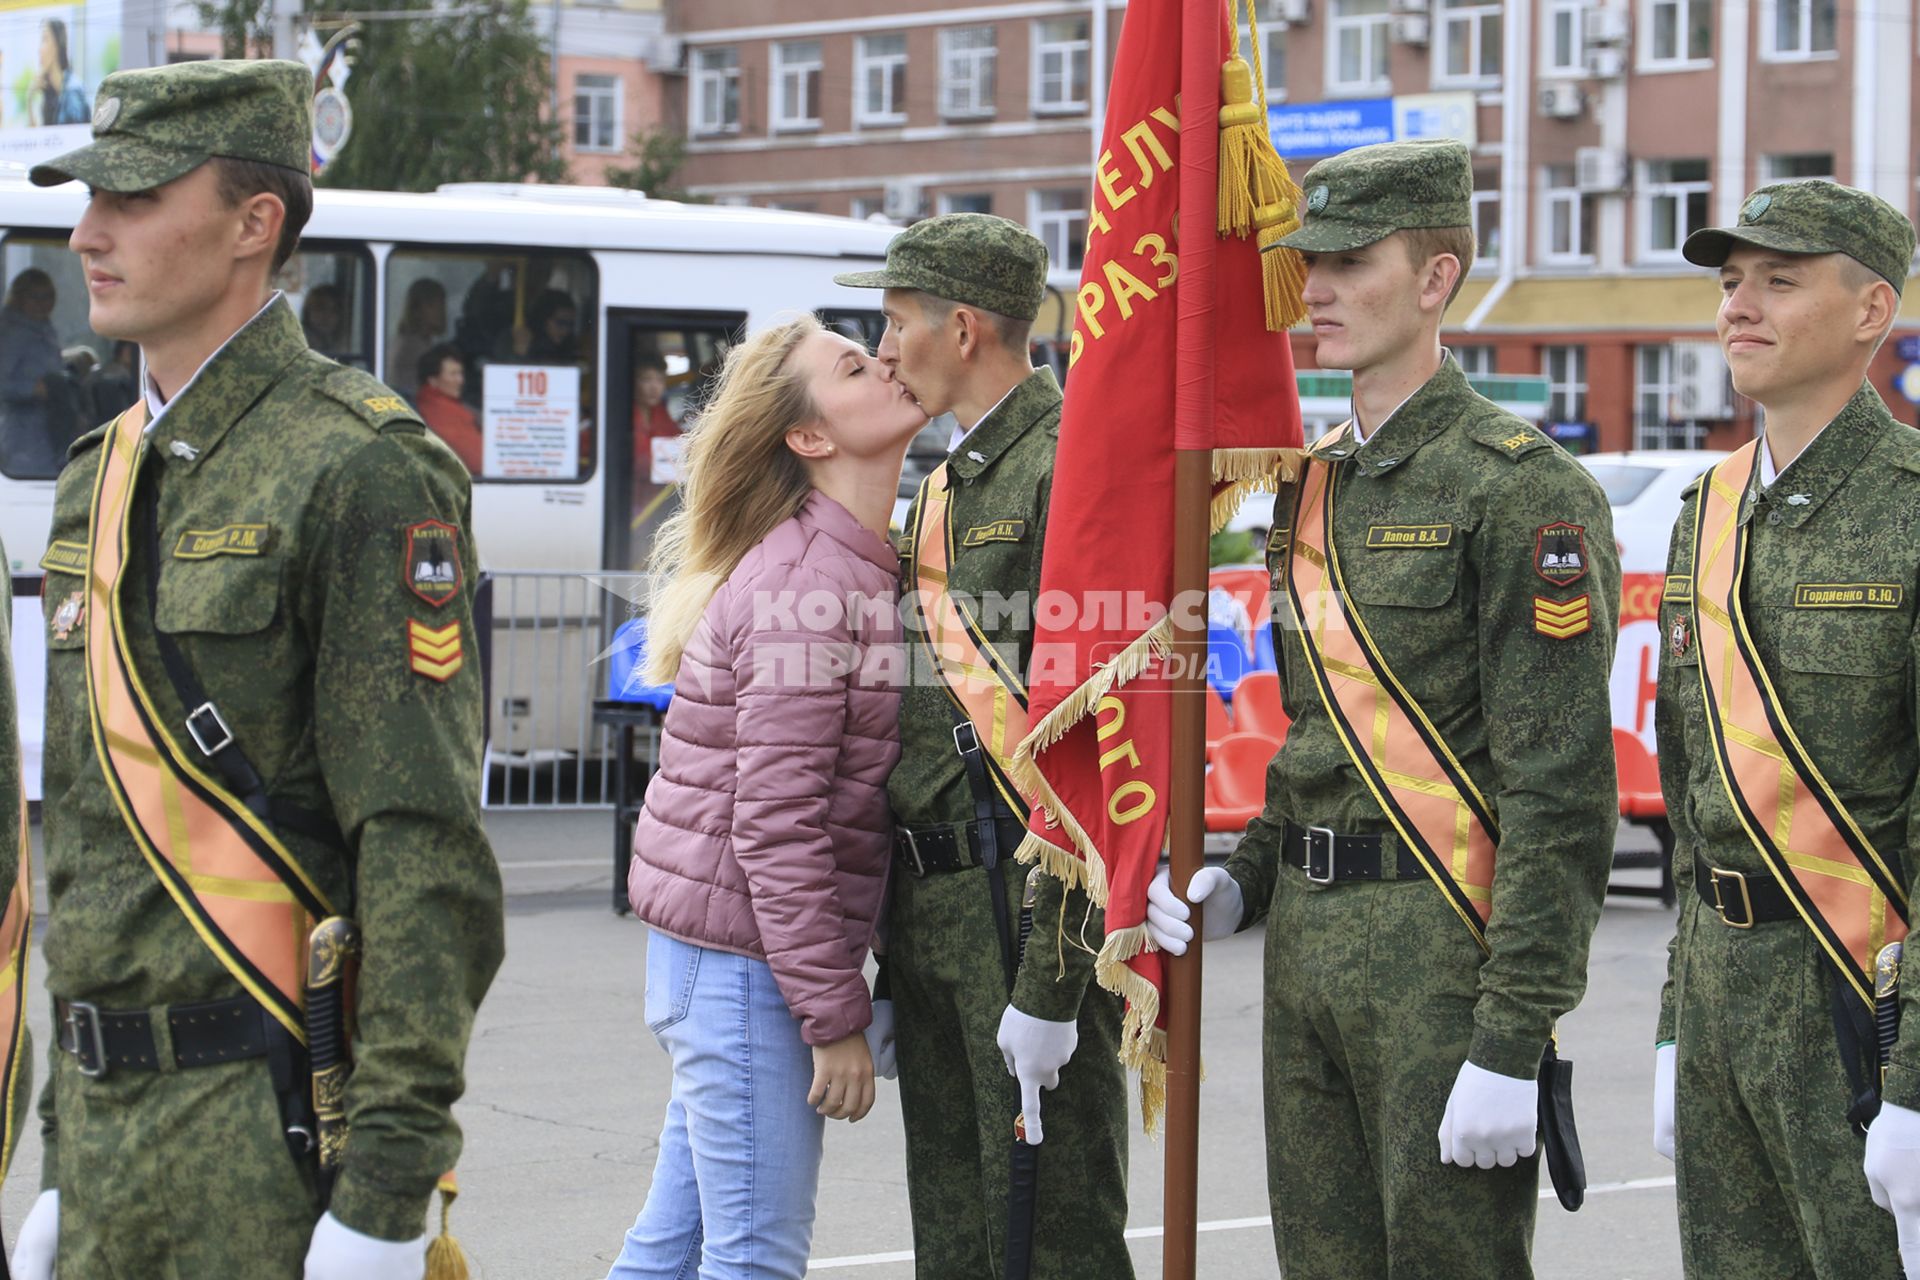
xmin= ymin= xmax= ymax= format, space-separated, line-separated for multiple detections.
xmin=643 ymin=35 xmax=685 ymax=73
xmin=1575 ymin=146 xmax=1627 ymax=193
xmin=1538 ymin=83 xmax=1584 ymax=119
xmin=1277 ymin=0 xmax=1312 ymax=24
xmin=1670 ymin=342 xmax=1734 ymax=420
xmin=1583 ymin=7 xmax=1631 ymax=44
xmin=1389 ymin=0 xmax=1428 ymax=12
xmin=1391 ymin=14 xmax=1430 ymax=44
xmin=1585 ymin=46 xmax=1627 ymax=79
xmin=882 ymin=180 xmax=925 ymax=221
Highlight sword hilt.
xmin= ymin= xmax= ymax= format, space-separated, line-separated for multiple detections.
xmin=305 ymin=917 xmax=362 ymax=1177
xmin=1876 ymin=942 xmax=1904 ymax=1085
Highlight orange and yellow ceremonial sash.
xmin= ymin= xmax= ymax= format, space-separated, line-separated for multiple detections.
xmin=85 ymin=403 xmax=333 ymax=1041
xmin=1691 ymin=443 xmax=1909 ymax=1007
xmin=908 ymin=461 xmax=1030 ymax=815
xmin=0 ymin=645 xmax=32 ymax=1177
xmin=1283 ymin=429 xmax=1498 ymax=951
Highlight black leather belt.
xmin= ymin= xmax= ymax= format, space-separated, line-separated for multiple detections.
xmin=894 ymin=818 xmax=1028 ymax=877
xmin=1692 ymin=852 xmax=1797 ymax=928
xmin=56 ymin=994 xmax=272 ymax=1079
xmin=1281 ymin=822 xmax=1423 ymax=883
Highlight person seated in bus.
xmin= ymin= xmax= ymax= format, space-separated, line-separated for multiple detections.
xmin=611 ymin=316 xmax=928 ymax=1280
xmin=415 ymin=342 xmax=483 ymax=474
xmin=0 ymin=267 xmax=76 ymax=477
xmin=631 ymin=351 xmax=681 ymax=477
xmin=389 ymin=278 xmax=448 ymax=394
xmin=510 ymin=288 xmax=578 ymax=362
xmin=299 ymin=283 xmax=349 ymax=356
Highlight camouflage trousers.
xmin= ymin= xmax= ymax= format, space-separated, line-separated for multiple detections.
xmin=889 ymin=858 xmax=1134 ymax=1280
xmin=1672 ymin=892 xmax=1901 ymax=1278
xmin=1262 ymin=869 xmax=1538 ymax=1280
xmin=49 ymin=1051 xmax=321 ymax=1277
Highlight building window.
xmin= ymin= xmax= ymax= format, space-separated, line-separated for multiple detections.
xmin=1640 ymin=159 xmax=1710 ymax=260
xmin=856 ymin=34 xmax=909 ymax=127
xmin=1437 ymin=0 xmax=1503 ymax=85
xmin=940 ymin=192 xmax=993 ymax=215
xmin=1033 ymin=189 xmax=1089 ymax=274
xmin=572 ymin=73 xmax=620 ymax=153
xmin=771 ymin=41 xmax=822 ymax=131
xmin=850 ymin=196 xmax=883 ymax=221
xmin=1033 ymin=18 xmax=1091 ymax=113
xmin=1636 ymin=344 xmax=1677 ymax=448
xmin=1764 ymin=152 xmax=1834 ymax=183
xmin=1645 ymin=0 xmax=1713 ymax=66
xmin=1454 ymin=345 xmax=1496 ymax=375
xmin=1763 ymin=0 xmax=1836 ymax=58
xmin=692 ymin=47 xmax=741 ymax=136
xmin=1543 ymin=345 xmax=1588 ymax=421
xmin=940 ymin=26 xmax=997 ymax=119
xmin=1329 ymin=0 xmax=1391 ymax=94
xmin=1238 ymin=0 xmax=1290 ymax=100
xmin=1542 ymin=166 xmax=1595 ymax=263
xmin=1543 ymin=0 xmax=1586 ymax=74
xmin=1472 ymin=187 xmax=1501 ymax=265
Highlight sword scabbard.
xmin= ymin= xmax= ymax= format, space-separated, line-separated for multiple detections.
xmin=305 ymin=917 xmax=363 ymax=1186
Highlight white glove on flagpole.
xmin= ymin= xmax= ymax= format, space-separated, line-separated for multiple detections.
xmin=1653 ymin=1042 xmax=1676 ymax=1161
xmin=1144 ymin=865 xmax=1245 ymax=956
xmin=865 ymin=998 xmax=899 ymax=1080
xmin=1865 ymin=1099 xmax=1920 ymax=1274
xmin=995 ymin=1005 xmax=1079 ymax=1145
xmin=303 ymin=1212 xmax=427 ymax=1280
xmin=1438 ymin=1060 xmax=1539 ymax=1169
xmin=11 ymin=1188 xmax=56 ymax=1280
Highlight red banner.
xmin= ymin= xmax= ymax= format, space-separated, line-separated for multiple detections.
xmin=1009 ymin=0 xmax=1304 ymax=1127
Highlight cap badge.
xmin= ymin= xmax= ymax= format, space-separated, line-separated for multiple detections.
xmin=1743 ymin=193 xmax=1773 ymax=223
xmin=93 ymin=97 xmax=121 ymax=133
xmin=1306 ymin=184 xmax=1329 ymax=215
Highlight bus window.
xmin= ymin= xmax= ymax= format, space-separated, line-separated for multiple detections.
xmin=277 ymin=244 xmax=373 ymax=371
xmin=611 ymin=316 xmax=742 ymax=570
xmin=819 ymin=307 xmax=885 ymax=350
xmin=0 ymin=233 xmax=132 ymax=480
xmin=386 ymin=247 xmax=599 ymax=483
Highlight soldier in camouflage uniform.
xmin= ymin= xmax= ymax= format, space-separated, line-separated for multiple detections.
xmin=835 ymin=216 xmax=1134 ymax=1279
xmin=12 ymin=61 xmax=504 ymax=1280
xmin=1147 ymin=140 xmax=1619 ymax=1278
xmin=1653 ymin=181 xmax=1919 ymax=1277
xmin=0 ymin=535 xmax=32 ymax=1190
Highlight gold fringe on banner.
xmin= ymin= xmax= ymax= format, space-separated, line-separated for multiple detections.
xmin=1211 ymin=448 xmax=1306 ymax=534
xmin=1219 ymin=2 xmax=1311 ymax=331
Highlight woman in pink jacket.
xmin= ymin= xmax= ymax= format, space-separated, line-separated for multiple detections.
xmin=609 ymin=315 xmax=926 ymax=1279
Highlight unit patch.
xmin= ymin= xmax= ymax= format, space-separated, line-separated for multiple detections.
xmin=1793 ymin=583 xmax=1903 ymax=610
xmin=49 ymin=590 xmax=85 ymax=641
xmin=1670 ymin=613 xmax=1691 ymax=657
xmin=1499 ymin=432 xmax=1535 ymax=452
xmin=173 ymin=524 xmax=269 ymax=560
xmin=38 ymin=540 xmax=87 ymax=573
xmin=1365 ymin=523 xmax=1452 ymax=549
xmin=1662 ymin=574 xmax=1693 ymax=603
xmin=404 ymin=520 xmax=462 ymax=607
xmin=1533 ymin=522 xmax=1589 ymax=586
xmin=1533 ymin=593 xmax=1592 ymax=640
xmin=407 ymin=618 xmax=464 ymax=682
xmin=363 ymin=396 xmax=409 ymax=415
xmin=962 ymin=519 xmax=1027 ymax=547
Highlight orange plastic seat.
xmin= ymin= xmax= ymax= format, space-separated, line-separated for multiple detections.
xmin=1231 ymin=670 xmax=1290 ymax=744
xmin=1205 ymin=685 xmax=1231 ymax=759
xmin=1205 ymin=732 xmax=1280 ymax=832
xmin=1614 ymin=728 xmax=1665 ymax=820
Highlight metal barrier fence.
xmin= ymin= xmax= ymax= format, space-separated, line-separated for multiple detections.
xmin=479 ymin=569 xmax=655 ymax=810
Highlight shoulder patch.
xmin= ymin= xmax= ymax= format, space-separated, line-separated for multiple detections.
xmin=1465 ymin=414 xmax=1552 ymax=462
xmin=319 ymin=366 xmax=425 ymax=434
xmin=1891 ymin=451 xmax=1920 ymax=479
xmin=404 ymin=519 xmax=462 ymax=607
xmin=1679 ymin=474 xmax=1707 ymax=501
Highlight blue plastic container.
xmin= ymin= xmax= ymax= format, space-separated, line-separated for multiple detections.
xmin=606 ymin=617 xmax=674 ymax=710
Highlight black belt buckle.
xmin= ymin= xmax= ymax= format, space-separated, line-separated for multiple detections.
xmin=64 ymin=1000 xmax=108 ymax=1078
xmin=1304 ymin=825 xmax=1337 ymax=884
xmin=185 ymin=700 xmax=235 ymax=757
xmin=896 ymin=827 xmax=926 ymax=877
xmin=1709 ymin=867 xmax=1755 ymax=929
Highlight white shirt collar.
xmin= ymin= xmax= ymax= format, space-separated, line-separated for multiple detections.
xmin=1349 ymin=387 xmax=1419 ymax=444
xmin=141 ymin=292 xmax=283 ymax=434
xmin=1757 ymin=419 xmax=1830 ymax=489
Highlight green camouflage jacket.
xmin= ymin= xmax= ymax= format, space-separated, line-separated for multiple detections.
xmin=891 ymin=367 xmax=1101 ymax=1021
xmin=36 ymin=296 xmax=504 ymax=1238
xmin=1226 ymin=355 xmax=1621 ymax=1079
xmin=0 ymin=537 xmax=28 ymax=1185
xmin=1654 ymin=382 xmax=1920 ymax=1106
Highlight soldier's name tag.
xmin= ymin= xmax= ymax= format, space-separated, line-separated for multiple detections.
xmin=1793 ymin=583 xmax=1903 ymax=609
xmin=1365 ymin=523 xmax=1452 ymax=549
xmin=38 ymin=540 xmax=87 ymax=573
xmin=173 ymin=524 xmax=269 ymax=559
xmin=962 ymin=519 xmax=1026 ymax=547
xmin=1662 ymin=574 xmax=1692 ymax=603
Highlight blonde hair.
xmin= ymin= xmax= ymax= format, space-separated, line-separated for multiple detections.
xmin=643 ymin=315 xmax=823 ymax=683
xmin=1400 ymin=226 xmax=1477 ymax=311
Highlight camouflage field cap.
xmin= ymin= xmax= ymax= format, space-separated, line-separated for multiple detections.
xmin=1269 ymin=138 xmax=1473 ymax=254
xmin=1682 ymin=181 xmax=1917 ymax=295
xmin=834 ymin=213 xmax=1049 ymax=322
xmin=30 ymin=59 xmax=313 ymax=192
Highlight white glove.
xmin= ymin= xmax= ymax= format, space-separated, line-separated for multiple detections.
xmin=1865 ymin=1099 xmax=1920 ymax=1273
xmin=1144 ymin=865 xmax=1245 ymax=956
xmin=303 ymin=1212 xmax=427 ymax=1280
xmin=865 ymin=998 xmax=899 ymax=1080
xmin=1438 ymin=1060 xmax=1539 ymax=1169
xmin=11 ymin=1188 xmax=56 ymax=1280
xmin=995 ymin=1004 xmax=1079 ymax=1145
xmin=1653 ymin=1042 xmax=1676 ymax=1162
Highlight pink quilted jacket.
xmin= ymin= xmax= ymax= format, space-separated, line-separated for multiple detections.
xmin=628 ymin=490 xmax=903 ymax=1046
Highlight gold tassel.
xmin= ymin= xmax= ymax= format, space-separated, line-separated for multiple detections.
xmin=1216 ymin=6 xmax=1311 ymax=331
xmin=1216 ymin=57 xmax=1264 ymax=240
xmin=423 ymin=1172 xmax=469 ymax=1280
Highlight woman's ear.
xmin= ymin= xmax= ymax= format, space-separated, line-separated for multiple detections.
xmin=785 ymin=422 xmax=835 ymax=460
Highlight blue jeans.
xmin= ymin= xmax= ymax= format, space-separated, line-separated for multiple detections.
xmin=608 ymin=931 xmax=824 ymax=1280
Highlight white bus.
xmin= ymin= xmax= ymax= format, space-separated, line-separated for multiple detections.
xmin=2 ymin=173 xmax=900 ymax=802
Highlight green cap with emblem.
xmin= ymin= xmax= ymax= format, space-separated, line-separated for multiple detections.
xmin=29 ymin=59 xmax=313 ymax=192
xmin=1267 ymin=138 xmax=1473 ymax=254
xmin=1683 ymin=181 xmax=1917 ymax=294
xmin=834 ymin=213 xmax=1049 ymax=322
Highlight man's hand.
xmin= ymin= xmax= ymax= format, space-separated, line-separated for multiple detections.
xmin=1865 ymin=1099 xmax=1920 ymax=1273
xmin=11 ymin=1188 xmax=57 ymax=1279
xmin=996 ymin=1005 xmax=1079 ymax=1144
xmin=864 ymin=998 xmax=899 ymax=1081
xmin=809 ymin=1031 xmax=877 ymax=1121
xmin=1438 ymin=1060 xmax=1539 ymax=1169
xmin=1653 ymin=1042 xmax=1676 ymax=1161
xmin=1144 ymin=866 xmax=1245 ymax=956
xmin=302 ymin=1212 xmax=426 ymax=1280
